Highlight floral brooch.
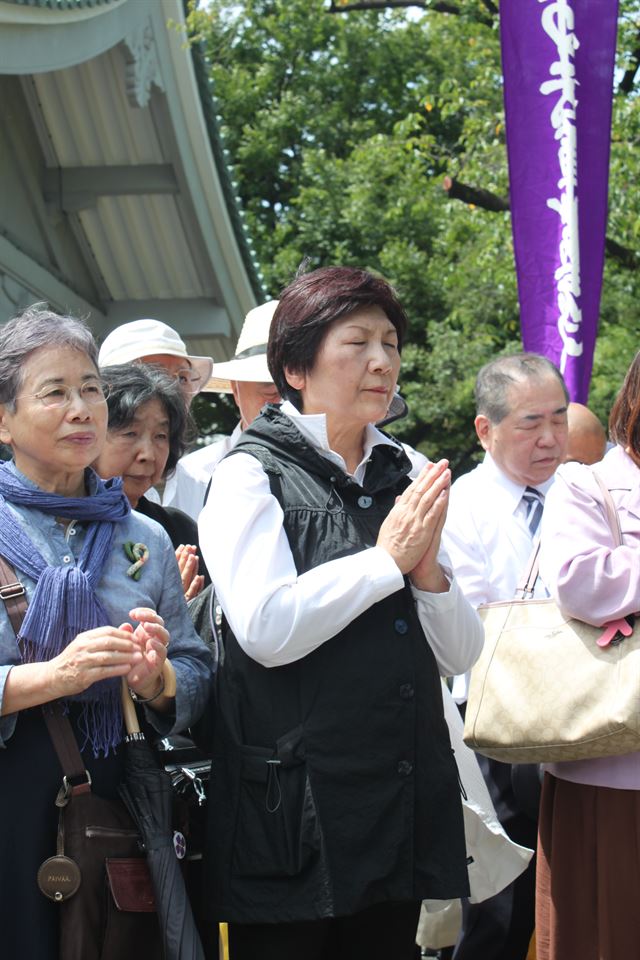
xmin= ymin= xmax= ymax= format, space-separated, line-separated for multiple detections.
xmin=124 ymin=541 xmax=150 ymax=580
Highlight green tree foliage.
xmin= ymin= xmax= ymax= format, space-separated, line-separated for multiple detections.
xmin=190 ymin=0 xmax=640 ymax=474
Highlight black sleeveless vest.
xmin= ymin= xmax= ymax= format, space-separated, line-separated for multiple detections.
xmin=205 ymin=406 xmax=469 ymax=923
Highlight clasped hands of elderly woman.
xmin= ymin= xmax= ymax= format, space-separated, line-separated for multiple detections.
xmin=175 ymin=543 xmax=205 ymax=601
xmin=2 ymin=607 xmax=173 ymax=715
xmin=52 ymin=607 xmax=171 ymax=707
xmin=376 ymin=457 xmax=451 ymax=593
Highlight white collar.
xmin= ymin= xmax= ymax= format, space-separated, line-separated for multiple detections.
xmin=280 ymin=400 xmax=399 ymax=481
xmin=480 ymin=453 xmax=555 ymax=516
xmin=229 ymin=422 xmax=244 ymax=446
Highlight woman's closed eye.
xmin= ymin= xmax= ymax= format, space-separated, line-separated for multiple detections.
xmin=42 ymin=387 xmax=67 ymax=401
xmin=82 ymin=383 xmax=103 ymax=398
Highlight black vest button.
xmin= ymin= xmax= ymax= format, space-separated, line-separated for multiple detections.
xmin=357 ymin=495 xmax=372 ymax=509
xmin=394 ymin=618 xmax=409 ymax=635
xmin=399 ymin=684 xmax=414 ymax=700
xmin=397 ymin=760 xmax=413 ymax=776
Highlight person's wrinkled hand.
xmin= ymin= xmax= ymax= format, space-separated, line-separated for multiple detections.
xmin=120 ymin=607 xmax=170 ymax=700
xmin=175 ymin=543 xmax=205 ymax=601
xmin=377 ymin=459 xmax=450 ymax=591
xmin=48 ymin=625 xmax=143 ymax=699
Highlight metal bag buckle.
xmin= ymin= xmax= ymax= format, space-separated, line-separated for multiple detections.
xmin=0 ymin=581 xmax=25 ymax=601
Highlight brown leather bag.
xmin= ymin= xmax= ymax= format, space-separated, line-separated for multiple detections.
xmin=0 ymin=556 xmax=162 ymax=960
xmin=55 ymin=777 xmax=161 ymax=960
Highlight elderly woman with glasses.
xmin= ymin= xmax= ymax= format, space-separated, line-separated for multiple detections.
xmin=94 ymin=363 xmax=207 ymax=600
xmin=0 ymin=304 xmax=214 ymax=960
xmin=199 ymin=266 xmax=483 ymax=960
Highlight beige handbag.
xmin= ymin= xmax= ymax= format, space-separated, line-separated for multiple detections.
xmin=463 ymin=475 xmax=640 ymax=764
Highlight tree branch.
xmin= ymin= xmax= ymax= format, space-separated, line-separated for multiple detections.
xmin=327 ymin=0 xmax=495 ymax=25
xmin=479 ymin=0 xmax=498 ymax=15
xmin=442 ymin=175 xmax=510 ymax=212
xmin=604 ymin=237 xmax=639 ymax=270
xmin=442 ymin=176 xmax=638 ymax=269
xmin=618 ymin=30 xmax=640 ymax=94
xmin=328 ymin=1 xmax=460 ymax=14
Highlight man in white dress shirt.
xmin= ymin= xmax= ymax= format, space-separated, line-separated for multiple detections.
xmin=163 ymin=301 xmax=281 ymax=519
xmin=442 ymin=353 xmax=569 ymax=960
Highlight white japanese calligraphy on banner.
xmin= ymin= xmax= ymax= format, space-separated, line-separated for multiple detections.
xmin=539 ymin=0 xmax=583 ymax=369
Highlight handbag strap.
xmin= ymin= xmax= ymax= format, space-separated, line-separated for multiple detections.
xmin=0 ymin=556 xmax=91 ymax=797
xmin=591 ymin=469 xmax=623 ymax=546
xmin=514 ymin=467 xmax=621 ymax=599
xmin=0 ymin=554 xmax=27 ymax=636
xmin=515 ymin=542 xmax=541 ymax=599
xmin=41 ymin=703 xmax=92 ymax=797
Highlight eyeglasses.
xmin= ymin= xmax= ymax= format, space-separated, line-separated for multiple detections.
xmin=17 ymin=379 xmax=111 ymax=408
xmin=175 ymin=369 xmax=202 ymax=395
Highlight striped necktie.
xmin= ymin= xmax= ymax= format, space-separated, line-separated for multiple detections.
xmin=522 ymin=486 xmax=544 ymax=537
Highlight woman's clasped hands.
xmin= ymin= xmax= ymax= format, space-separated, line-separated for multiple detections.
xmin=175 ymin=543 xmax=205 ymax=601
xmin=49 ymin=607 xmax=170 ymax=703
xmin=377 ymin=458 xmax=451 ymax=593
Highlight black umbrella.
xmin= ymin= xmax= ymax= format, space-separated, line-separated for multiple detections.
xmin=119 ymin=678 xmax=205 ymax=960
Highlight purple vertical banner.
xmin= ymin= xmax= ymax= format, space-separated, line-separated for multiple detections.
xmin=500 ymin=0 xmax=618 ymax=402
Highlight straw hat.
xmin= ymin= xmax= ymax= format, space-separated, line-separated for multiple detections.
xmin=204 ymin=300 xmax=279 ymax=393
xmin=98 ymin=319 xmax=213 ymax=392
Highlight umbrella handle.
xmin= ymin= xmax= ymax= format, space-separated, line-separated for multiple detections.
xmin=121 ymin=679 xmax=141 ymax=736
xmin=162 ymin=659 xmax=177 ymax=699
xmin=121 ymin=662 xmax=177 ymax=735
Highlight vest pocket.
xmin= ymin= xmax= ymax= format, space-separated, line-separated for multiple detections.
xmin=231 ymin=740 xmax=323 ymax=880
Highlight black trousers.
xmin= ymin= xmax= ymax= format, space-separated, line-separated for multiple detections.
xmin=227 ymin=900 xmax=422 ymax=960
xmin=453 ymin=754 xmax=539 ymax=960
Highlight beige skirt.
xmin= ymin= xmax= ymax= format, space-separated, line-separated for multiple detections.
xmin=536 ymin=772 xmax=640 ymax=960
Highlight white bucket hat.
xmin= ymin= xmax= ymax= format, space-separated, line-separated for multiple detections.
xmin=98 ymin=319 xmax=213 ymax=393
xmin=204 ymin=300 xmax=278 ymax=393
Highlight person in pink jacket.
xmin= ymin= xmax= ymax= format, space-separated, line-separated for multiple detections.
xmin=538 ymin=352 xmax=640 ymax=960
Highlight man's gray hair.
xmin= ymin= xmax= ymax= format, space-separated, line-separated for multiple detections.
xmin=475 ymin=353 xmax=569 ymax=424
xmin=0 ymin=303 xmax=98 ymax=410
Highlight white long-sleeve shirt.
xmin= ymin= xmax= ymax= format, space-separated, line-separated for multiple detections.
xmin=163 ymin=423 xmax=243 ymax=519
xmin=442 ymin=453 xmax=554 ymax=700
xmin=199 ymin=402 xmax=483 ymax=672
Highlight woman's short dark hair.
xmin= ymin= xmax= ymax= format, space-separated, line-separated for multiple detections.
xmin=609 ymin=351 xmax=640 ymax=465
xmin=100 ymin=363 xmax=193 ymax=476
xmin=267 ymin=266 xmax=408 ymax=407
